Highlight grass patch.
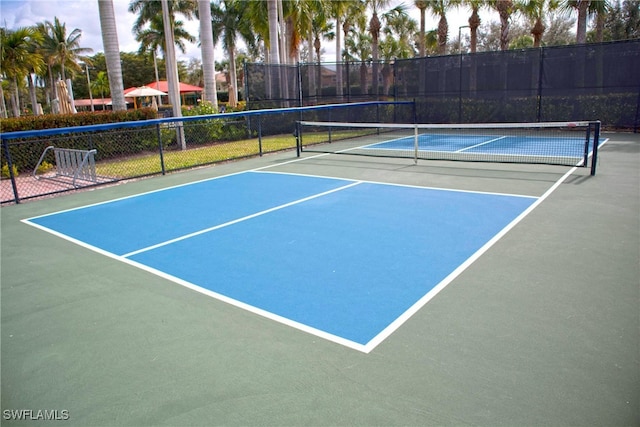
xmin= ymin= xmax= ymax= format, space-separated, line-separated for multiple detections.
xmin=95 ymin=134 xmax=297 ymax=178
xmin=93 ymin=130 xmax=371 ymax=179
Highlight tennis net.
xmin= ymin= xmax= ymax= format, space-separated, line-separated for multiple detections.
xmin=295 ymin=121 xmax=601 ymax=175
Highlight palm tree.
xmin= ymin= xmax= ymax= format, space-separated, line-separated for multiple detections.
xmin=312 ymin=13 xmax=334 ymax=63
xmin=135 ymin=15 xmax=196 ymax=57
xmin=342 ymin=2 xmax=367 ymax=63
xmin=92 ymin=71 xmax=110 ymax=108
xmin=329 ymin=0 xmax=351 ymax=97
xmin=0 ymin=27 xmax=44 ymax=117
xmin=380 ymin=6 xmax=417 ymax=95
xmin=462 ymin=0 xmax=487 ymax=53
xmin=383 ymin=4 xmax=417 ymax=58
xmin=427 ymin=0 xmax=458 ymax=55
xmin=129 ymin=0 xmax=197 ymax=34
xmin=134 ymin=14 xmax=192 ymax=106
xmin=267 ymin=0 xmax=280 ymax=64
xmin=98 ymin=0 xmax=126 ymax=111
xmin=309 ymin=8 xmax=334 ymax=98
xmin=197 ymin=0 xmax=217 ymax=107
xmin=42 ymin=17 xmax=93 ymax=82
xmin=519 ymin=0 xmax=560 ymax=47
xmin=367 ymin=0 xmax=392 ymax=95
xmin=211 ymin=0 xmax=256 ymax=107
xmin=344 ymin=19 xmax=372 ymax=96
xmin=414 ymin=1 xmax=429 ymax=57
xmin=34 ymin=21 xmax=58 ymax=109
xmin=338 ymin=1 xmax=367 ymax=97
xmin=589 ymin=0 xmax=611 ymax=42
xmin=25 ymin=25 xmax=46 ymax=115
xmin=563 ymin=0 xmax=591 ymax=43
xmin=489 ymin=0 xmax=515 ymax=50
xmin=282 ymin=0 xmax=320 ymax=64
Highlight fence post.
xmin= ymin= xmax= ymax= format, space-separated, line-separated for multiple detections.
xmin=258 ymin=115 xmax=263 ymax=156
xmin=536 ymin=47 xmax=545 ymax=123
xmin=156 ymin=123 xmax=166 ymax=175
xmin=243 ymin=60 xmax=249 ymax=109
xmin=346 ymin=61 xmax=351 ymax=103
xmin=635 ymin=89 xmax=640 ymax=133
xmin=297 ymin=62 xmax=303 ymax=107
xmin=2 ymin=138 xmax=20 ymax=204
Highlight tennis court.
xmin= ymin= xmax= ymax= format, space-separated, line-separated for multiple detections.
xmin=1 ymin=129 xmax=638 ymax=426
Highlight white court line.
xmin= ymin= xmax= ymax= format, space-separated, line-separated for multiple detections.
xmin=253 ymin=169 xmax=538 ymax=199
xmin=121 ymin=180 xmax=363 ymax=258
xmin=456 ymin=136 xmax=508 ymax=152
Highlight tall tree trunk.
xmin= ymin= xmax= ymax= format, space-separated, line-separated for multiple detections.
xmin=267 ymin=0 xmax=279 ymax=63
xmin=437 ymin=14 xmax=448 ymax=55
xmin=198 ymin=0 xmax=218 ymax=108
xmin=419 ymin=5 xmax=426 ymax=57
xmin=10 ymin=79 xmax=20 ymax=117
xmin=595 ymin=8 xmax=605 ymax=42
xmin=576 ymin=0 xmax=591 ymax=44
xmin=267 ymin=0 xmax=280 ymax=100
xmin=0 ymin=84 xmax=7 ymax=118
xmin=28 ymin=73 xmax=40 ymax=115
xmin=98 ymin=0 xmax=126 ymax=111
xmin=161 ymin=0 xmax=185 ymax=149
xmin=532 ymin=17 xmax=545 ymax=48
xmin=370 ymin=12 xmax=381 ymax=95
xmin=469 ymin=7 xmax=480 ymax=53
xmin=335 ymin=16 xmax=343 ymax=97
xmin=497 ymin=0 xmax=512 ymax=51
xmin=228 ymin=47 xmax=238 ymax=107
xmin=308 ymin=32 xmax=315 ymax=99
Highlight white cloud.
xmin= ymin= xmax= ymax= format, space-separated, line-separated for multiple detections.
xmin=0 ymin=0 xmax=204 ymax=61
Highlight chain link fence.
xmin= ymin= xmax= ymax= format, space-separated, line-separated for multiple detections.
xmin=1 ymin=101 xmax=414 ymax=205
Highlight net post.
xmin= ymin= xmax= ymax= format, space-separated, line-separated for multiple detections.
xmin=413 ymin=125 xmax=419 ymax=164
xmin=295 ymin=121 xmax=301 ymax=157
xmin=590 ymin=121 xmax=600 ymax=176
xmin=583 ymin=123 xmax=592 ymax=167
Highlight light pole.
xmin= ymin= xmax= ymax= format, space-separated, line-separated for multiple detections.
xmin=83 ymin=62 xmax=95 ymax=112
xmin=458 ymin=25 xmax=470 ymax=123
xmin=458 ymin=25 xmax=470 ymax=54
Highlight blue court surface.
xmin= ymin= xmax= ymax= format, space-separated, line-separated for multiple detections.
xmin=366 ymin=133 xmax=586 ymax=157
xmin=25 ymin=171 xmax=537 ymax=352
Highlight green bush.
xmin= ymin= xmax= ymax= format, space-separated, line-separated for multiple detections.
xmin=1 ymin=163 xmax=18 ymax=178
xmin=35 ymin=160 xmax=53 ymax=175
xmin=0 ymin=108 xmax=159 ymax=133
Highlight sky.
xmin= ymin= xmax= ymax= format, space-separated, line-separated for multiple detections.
xmin=0 ymin=0 xmax=494 ymax=63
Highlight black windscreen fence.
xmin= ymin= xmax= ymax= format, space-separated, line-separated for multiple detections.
xmin=244 ymin=40 xmax=640 ymax=130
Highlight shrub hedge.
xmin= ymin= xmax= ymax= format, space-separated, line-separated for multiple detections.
xmin=0 ymin=108 xmax=159 ymax=133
